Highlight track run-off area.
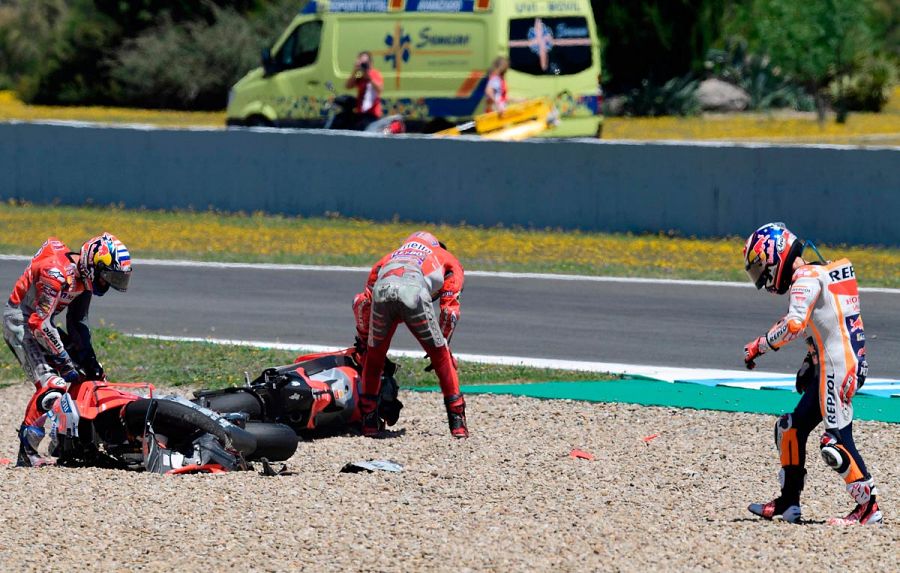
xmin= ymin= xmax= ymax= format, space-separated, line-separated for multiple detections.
xmin=1 ymin=257 xmax=899 ymax=570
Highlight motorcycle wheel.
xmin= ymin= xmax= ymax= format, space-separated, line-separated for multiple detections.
xmin=194 ymin=390 xmax=264 ymax=420
xmin=243 ymin=422 xmax=299 ymax=461
xmin=123 ymin=399 xmax=257 ymax=457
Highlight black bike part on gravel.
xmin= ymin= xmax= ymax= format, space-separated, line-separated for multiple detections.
xmin=123 ymin=399 xmax=257 ymax=456
xmin=193 ymin=389 xmax=265 ymax=420
xmin=243 ymin=422 xmax=299 ymax=461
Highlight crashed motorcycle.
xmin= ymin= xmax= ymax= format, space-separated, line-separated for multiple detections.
xmin=44 ymin=379 xmax=298 ymax=474
xmin=193 ymin=347 xmax=403 ymax=436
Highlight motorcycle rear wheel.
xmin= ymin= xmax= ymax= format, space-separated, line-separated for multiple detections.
xmin=123 ymin=399 xmax=257 ymax=457
xmin=194 ymin=390 xmax=264 ymax=420
xmin=243 ymin=422 xmax=299 ymax=461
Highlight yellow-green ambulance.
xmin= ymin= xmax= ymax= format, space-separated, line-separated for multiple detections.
xmin=226 ymin=0 xmax=603 ymax=137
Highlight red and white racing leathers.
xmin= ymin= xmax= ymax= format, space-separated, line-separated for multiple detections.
xmin=2 ymin=238 xmax=91 ymax=425
xmin=757 ymin=259 xmax=866 ymax=430
xmin=353 ymin=238 xmax=464 ymax=403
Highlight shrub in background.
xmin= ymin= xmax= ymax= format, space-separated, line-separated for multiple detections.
xmin=705 ymin=40 xmax=815 ymax=111
xmin=621 ymin=77 xmax=702 ymax=117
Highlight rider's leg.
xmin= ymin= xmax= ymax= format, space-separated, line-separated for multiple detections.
xmin=402 ymin=287 xmax=467 ymax=438
xmin=359 ymin=299 xmax=400 ymax=436
xmin=818 ymin=356 xmax=882 ymax=525
xmin=749 ymin=360 xmax=821 ymax=522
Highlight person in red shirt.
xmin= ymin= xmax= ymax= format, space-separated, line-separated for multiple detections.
xmin=345 ymin=51 xmax=384 ymax=130
xmin=3 ymin=234 xmax=132 ymax=466
xmin=484 ymin=56 xmax=509 ymax=114
xmin=352 ymin=232 xmax=467 ymax=438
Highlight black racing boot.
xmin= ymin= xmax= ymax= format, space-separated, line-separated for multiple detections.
xmin=359 ymin=394 xmax=382 ymax=438
xmin=748 ymin=467 xmax=805 ymax=524
xmin=444 ymin=394 xmax=468 ymax=439
xmin=16 ymin=424 xmax=50 ymax=468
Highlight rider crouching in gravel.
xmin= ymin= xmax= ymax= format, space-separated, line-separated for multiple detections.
xmin=742 ymin=222 xmax=881 ymax=525
xmin=353 ymin=231 xmax=467 ymax=438
xmin=2 ymin=233 xmax=132 ymax=466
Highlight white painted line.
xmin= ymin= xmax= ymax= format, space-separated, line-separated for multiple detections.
xmin=122 ymin=333 xmax=812 ymax=383
xmin=3 ymin=254 xmax=898 ymax=294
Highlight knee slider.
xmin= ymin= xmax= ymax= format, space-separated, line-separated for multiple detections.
xmin=39 ymin=390 xmax=63 ymax=413
xmin=820 ymin=431 xmax=852 ymax=477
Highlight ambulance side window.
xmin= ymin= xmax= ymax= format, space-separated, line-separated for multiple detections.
xmin=277 ymin=20 xmax=323 ymax=71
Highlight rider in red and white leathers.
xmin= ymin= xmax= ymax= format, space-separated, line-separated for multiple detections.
xmin=2 ymin=234 xmax=132 ymax=466
xmin=743 ymin=223 xmax=881 ymax=525
xmin=352 ymin=231 xmax=467 ymax=438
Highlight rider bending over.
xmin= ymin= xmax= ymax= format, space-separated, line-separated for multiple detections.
xmin=2 ymin=234 xmax=132 ymax=466
xmin=743 ymin=222 xmax=880 ymax=525
xmin=353 ymin=231 xmax=467 ymax=438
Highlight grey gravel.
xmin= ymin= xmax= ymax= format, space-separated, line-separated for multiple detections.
xmin=0 ymin=382 xmax=897 ymax=572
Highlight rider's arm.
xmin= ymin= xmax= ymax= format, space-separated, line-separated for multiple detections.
xmin=762 ymin=271 xmax=822 ymax=353
xmin=438 ymin=258 xmax=464 ymax=343
xmin=27 ymin=267 xmax=69 ymax=357
xmin=65 ymin=292 xmax=98 ymax=368
xmin=352 ymin=257 xmax=388 ymax=342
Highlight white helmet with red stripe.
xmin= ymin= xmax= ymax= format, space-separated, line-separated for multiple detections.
xmin=79 ymin=232 xmax=132 ymax=296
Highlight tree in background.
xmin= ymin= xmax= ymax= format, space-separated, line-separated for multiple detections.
xmin=725 ymin=0 xmax=887 ymax=120
xmin=0 ymin=0 xmax=298 ymax=108
xmin=592 ymin=0 xmax=728 ymax=93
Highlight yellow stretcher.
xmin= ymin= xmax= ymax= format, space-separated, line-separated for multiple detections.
xmin=434 ymin=98 xmax=558 ymax=141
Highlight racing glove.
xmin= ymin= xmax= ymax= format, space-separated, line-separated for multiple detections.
xmin=744 ymin=336 xmax=769 ymax=370
xmin=48 ymin=351 xmax=80 ymax=383
xmin=840 ymin=373 xmax=858 ymax=403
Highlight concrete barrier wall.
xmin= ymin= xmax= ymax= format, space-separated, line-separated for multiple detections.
xmin=1 ymin=122 xmax=898 ymax=245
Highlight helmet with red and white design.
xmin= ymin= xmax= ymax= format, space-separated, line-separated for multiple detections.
xmin=403 ymin=231 xmax=447 ymax=250
xmin=79 ymin=233 xmax=132 ymax=295
xmin=743 ymin=222 xmax=804 ymax=295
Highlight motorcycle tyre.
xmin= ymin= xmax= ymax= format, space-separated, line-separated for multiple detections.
xmin=195 ymin=390 xmax=264 ymax=420
xmin=123 ymin=399 xmax=257 ymax=457
xmin=243 ymin=422 xmax=299 ymax=462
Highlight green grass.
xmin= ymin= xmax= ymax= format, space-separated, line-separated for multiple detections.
xmin=4 ymin=203 xmax=900 ymax=287
xmin=0 ymin=328 xmax=616 ymax=390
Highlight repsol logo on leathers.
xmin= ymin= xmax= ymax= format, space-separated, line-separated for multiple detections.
xmin=826 ymin=373 xmax=837 ymax=425
xmin=829 ymin=265 xmax=855 ymax=282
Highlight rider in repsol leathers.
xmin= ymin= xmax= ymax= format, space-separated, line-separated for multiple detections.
xmin=352 ymin=231 xmax=467 ymax=438
xmin=2 ymin=234 xmax=132 ymax=466
xmin=742 ymin=222 xmax=881 ymax=525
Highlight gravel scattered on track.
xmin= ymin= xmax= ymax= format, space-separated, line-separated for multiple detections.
xmin=0 ymin=382 xmax=897 ymax=572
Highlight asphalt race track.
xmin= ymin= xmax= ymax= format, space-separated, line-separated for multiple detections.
xmin=1 ymin=259 xmax=899 ymax=376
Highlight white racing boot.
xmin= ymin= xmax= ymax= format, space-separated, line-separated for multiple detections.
xmin=828 ymin=478 xmax=883 ymax=526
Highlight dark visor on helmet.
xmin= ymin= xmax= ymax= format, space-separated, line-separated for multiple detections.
xmin=745 ymin=260 xmax=769 ymax=290
xmin=98 ymin=267 xmax=131 ymax=292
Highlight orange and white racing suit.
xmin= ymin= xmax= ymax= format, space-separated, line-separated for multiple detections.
xmin=761 ymin=259 xmax=866 ymax=431
xmin=2 ymin=238 xmax=92 ymax=426
xmin=758 ymin=259 xmax=875 ymax=506
xmin=353 ymin=239 xmax=464 ymax=407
